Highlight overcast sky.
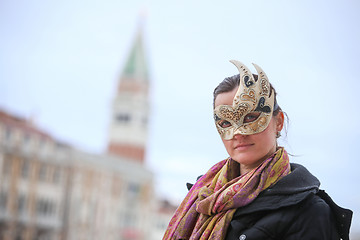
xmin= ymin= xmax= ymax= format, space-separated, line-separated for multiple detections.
xmin=1 ymin=0 xmax=359 ymax=234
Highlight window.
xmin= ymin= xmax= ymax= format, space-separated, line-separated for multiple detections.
xmin=5 ymin=127 xmax=11 ymax=140
xmin=36 ymin=198 xmax=54 ymax=216
xmin=23 ymin=133 xmax=31 ymax=146
xmin=0 ymin=191 xmax=7 ymax=209
xmin=38 ymin=138 xmax=46 ymax=148
xmin=116 ymin=114 xmax=131 ymax=123
xmin=39 ymin=165 xmax=48 ymax=181
xmin=128 ymin=182 xmax=139 ymax=193
xmin=17 ymin=194 xmax=27 ymax=214
xmin=2 ymin=157 xmax=11 ymax=176
xmin=53 ymin=168 xmax=61 ymax=184
xmin=21 ymin=160 xmax=30 ymax=179
xmin=127 ymin=182 xmax=140 ymax=200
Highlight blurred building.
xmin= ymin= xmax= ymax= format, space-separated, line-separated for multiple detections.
xmin=0 ymin=110 xmax=154 ymax=240
xmin=107 ymin=28 xmax=150 ymax=164
xmin=152 ymin=200 xmax=177 ymax=240
xmin=64 ymin=151 xmax=153 ymax=240
xmin=0 ymin=26 xmax=156 ymax=240
xmin=0 ymin=110 xmax=71 ymax=240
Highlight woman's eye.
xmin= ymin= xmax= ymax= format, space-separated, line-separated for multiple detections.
xmin=244 ymin=112 xmax=261 ymax=123
xmin=218 ymin=120 xmax=232 ymax=128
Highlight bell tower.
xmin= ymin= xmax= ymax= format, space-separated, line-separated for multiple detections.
xmin=107 ymin=26 xmax=150 ymax=164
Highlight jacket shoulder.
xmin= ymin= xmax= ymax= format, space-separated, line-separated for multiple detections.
xmin=282 ymin=193 xmax=340 ymax=239
xmin=226 ymin=194 xmax=340 ymax=240
xmin=317 ymin=190 xmax=353 ymax=240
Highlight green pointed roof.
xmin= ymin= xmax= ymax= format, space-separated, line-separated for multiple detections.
xmin=122 ymin=29 xmax=149 ymax=82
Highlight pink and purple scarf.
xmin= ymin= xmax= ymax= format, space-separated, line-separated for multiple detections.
xmin=163 ymin=147 xmax=290 ymax=240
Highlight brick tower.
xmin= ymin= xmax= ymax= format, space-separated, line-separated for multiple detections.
xmin=107 ymin=26 xmax=150 ymax=164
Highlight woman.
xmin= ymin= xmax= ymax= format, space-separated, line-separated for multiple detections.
xmin=163 ymin=60 xmax=352 ymax=240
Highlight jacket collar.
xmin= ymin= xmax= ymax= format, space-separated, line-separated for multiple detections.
xmin=234 ymin=163 xmax=320 ymax=216
xmin=263 ymin=163 xmax=320 ymax=195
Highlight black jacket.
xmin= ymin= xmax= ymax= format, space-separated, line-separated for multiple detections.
xmin=187 ymin=163 xmax=352 ymax=240
xmin=225 ymin=163 xmax=352 ymax=240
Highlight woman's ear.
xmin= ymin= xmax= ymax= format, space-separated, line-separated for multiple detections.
xmin=275 ymin=111 xmax=284 ymax=132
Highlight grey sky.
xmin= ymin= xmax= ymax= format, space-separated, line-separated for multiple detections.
xmin=1 ymin=0 xmax=359 ymax=234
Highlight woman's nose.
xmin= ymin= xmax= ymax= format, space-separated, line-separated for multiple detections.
xmin=233 ymin=134 xmax=246 ymax=140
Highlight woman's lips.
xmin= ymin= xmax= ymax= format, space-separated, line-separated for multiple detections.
xmin=234 ymin=143 xmax=254 ymax=150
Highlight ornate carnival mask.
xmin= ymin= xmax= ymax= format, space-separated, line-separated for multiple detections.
xmin=214 ymin=60 xmax=275 ymax=140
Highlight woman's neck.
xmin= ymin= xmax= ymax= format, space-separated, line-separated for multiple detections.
xmin=239 ymin=145 xmax=279 ymax=176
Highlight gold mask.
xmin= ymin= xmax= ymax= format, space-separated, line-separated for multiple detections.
xmin=214 ymin=60 xmax=275 ymax=140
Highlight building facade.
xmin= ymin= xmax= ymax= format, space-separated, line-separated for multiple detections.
xmin=0 ymin=110 xmax=154 ymax=240
xmin=0 ymin=110 xmax=71 ymax=240
xmin=0 ymin=26 xmax=155 ymax=240
xmin=65 ymin=151 xmax=153 ymax=240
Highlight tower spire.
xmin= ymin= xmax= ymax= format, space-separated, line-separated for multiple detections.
xmin=107 ymin=24 xmax=150 ymax=164
xmin=121 ymin=28 xmax=148 ymax=82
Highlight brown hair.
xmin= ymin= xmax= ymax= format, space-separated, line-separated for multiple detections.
xmin=213 ymin=74 xmax=281 ymax=116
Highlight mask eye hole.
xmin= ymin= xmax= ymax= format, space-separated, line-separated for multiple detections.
xmin=218 ymin=120 xmax=232 ymax=128
xmin=244 ymin=112 xmax=261 ymax=123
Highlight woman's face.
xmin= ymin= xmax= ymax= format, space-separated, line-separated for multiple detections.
xmin=214 ymin=87 xmax=284 ymax=174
